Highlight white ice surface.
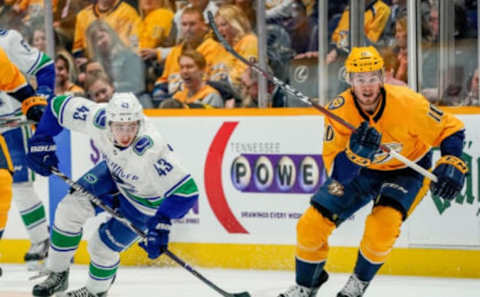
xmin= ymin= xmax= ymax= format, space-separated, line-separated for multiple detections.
xmin=0 ymin=264 xmax=479 ymax=297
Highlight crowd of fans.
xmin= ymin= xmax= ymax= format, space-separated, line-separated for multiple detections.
xmin=0 ymin=0 xmax=478 ymax=107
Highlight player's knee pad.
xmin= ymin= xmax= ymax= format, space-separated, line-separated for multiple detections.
xmin=360 ymin=206 xmax=403 ymax=263
xmin=54 ymin=193 xmax=95 ymax=232
xmin=0 ymin=169 xmax=13 ymax=229
xmin=88 ymin=228 xmax=120 ymax=266
xmin=296 ymin=206 xmax=336 ymax=262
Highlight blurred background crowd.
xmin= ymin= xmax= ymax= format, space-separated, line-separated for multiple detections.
xmin=0 ymin=0 xmax=478 ymax=108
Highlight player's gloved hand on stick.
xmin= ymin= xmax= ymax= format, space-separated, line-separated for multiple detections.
xmin=139 ymin=215 xmax=171 ymax=259
xmin=430 ymin=155 xmax=468 ymax=200
xmin=345 ymin=121 xmax=382 ymax=166
xmin=21 ymin=96 xmax=47 ymax=122
xmin=26 ymin=134 xmax=58 ymax=176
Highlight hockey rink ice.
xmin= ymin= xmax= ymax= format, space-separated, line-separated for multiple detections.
xmin=0 ymin=264 xmax=479 ymax=297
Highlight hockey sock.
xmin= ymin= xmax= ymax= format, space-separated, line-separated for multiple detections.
xmin=14 ymin=183 xmax=49 ymax=243
xmin=353 ymin=250 xmax=383 ymax=282
xmin=296 ymin=257 xmax=326 ymax=288
xmin=48 ymin=225 xmax=82 ymax=272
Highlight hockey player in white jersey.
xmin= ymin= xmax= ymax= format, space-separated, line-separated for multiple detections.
xmin=0 ymin=27 xmax=54 ymax=269
xmin=26 ymin=92 xmax=199 ymax=297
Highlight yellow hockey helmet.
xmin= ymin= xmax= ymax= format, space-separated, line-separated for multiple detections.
xmin=345 ymin=46 xmax=384 ymax=73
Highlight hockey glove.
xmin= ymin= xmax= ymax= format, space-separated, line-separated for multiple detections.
xmin=26 ymin=134 xmax=58 ymax=176
xmin=139 ymin=215 xmax=171 ymax=259
xmin=430 ymin=155 xmax=468 ymax=200
xmin=21 ymin=96 xmax=47 ymax=122
xmin=345 ymin=121 xmax=382 ymax=167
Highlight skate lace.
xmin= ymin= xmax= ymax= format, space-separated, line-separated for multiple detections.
xmin=43 ymin=271 xmax=67 ymax=287
xmin=282 ymin=285 xmax=312 ymax=297
xmin=66 ymin=287 xmax=93 ymax=297
xmin=340 ymin=275 xmax=368 ymax=297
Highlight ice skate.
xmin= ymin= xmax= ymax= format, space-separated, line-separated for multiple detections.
xmin=32 ymin=269 xmax=69 ymax=297
xmin=278 ymin=285 xmax=319 ymax=297
xmin=25 ymin=239 xmax=49 ymax=271
xmin=337 ymin=274 xmax=370 ymax=297
xmin=57 ymin=286 xmax=107 ymax=297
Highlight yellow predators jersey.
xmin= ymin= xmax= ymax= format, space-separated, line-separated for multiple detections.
xmin=332 ymin=0 xmax=390 ymax=46
xmin=173 ymin=84 xmax=220 ymax=104
xmin=157 ymin=37 xmax=231 ymax=94
xmin=0 ymin=47 xmax=28 ymax=93
xmin=138 ymin=8 xmax=174 ymax=49
xmin=73 ymin=1 xmax=140 ymax=55
xmin=228 ymin=34 xmax=258 ymax=88
xmin=323 ymin=84 xmax=464 ymax=173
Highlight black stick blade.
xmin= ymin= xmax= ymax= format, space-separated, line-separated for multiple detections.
xmin=233 ymin=292 xmax=252 ymax=297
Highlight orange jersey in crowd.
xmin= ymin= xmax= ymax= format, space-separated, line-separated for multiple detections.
xmin=323 ymin=84 xmax=464 ymax=174
xmin=73 ymin=0 xmax=139 ymax=56
xmin=138 ymin=8 xmax=174 ymax=49
xmin=157 ymin=37 xmax=231 ymax=94
xmin=332 ymin=0 xmax=390 ymax=46
xmin=228 ymin=33 xmax=258 ymax=87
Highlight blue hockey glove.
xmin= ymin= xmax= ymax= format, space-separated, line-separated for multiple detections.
xmin=430 ymin=155 xmax=468 ymax=200
xmin=26 ymin=134 xmax=58 ymax=176
xmin=345 ymin=121 xmax=382 ymax=166
xmin=139 ymin=215 xmax=171 ymax=259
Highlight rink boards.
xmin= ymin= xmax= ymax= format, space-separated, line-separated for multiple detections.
xmin=1 ymin=107 xmax=480 ymax=278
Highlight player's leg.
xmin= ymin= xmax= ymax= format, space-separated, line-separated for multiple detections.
xmin=33 ymin=161 xmax=117 ymax=297
xmin=63 ymin=206 xmax=147 ymax=297
xmin=3 ymin=127 xmax=50 ymax=268
xmin=338 ymin=163 xmax=430 ymax=297
xmin=0 ymin=134 xmax=14 ymax=277
xmin=279 ymin=174 xmax=381 ymax=297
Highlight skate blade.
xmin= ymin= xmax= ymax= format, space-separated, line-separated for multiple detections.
xmin=27 ymin=260 xmax=46 ymax=272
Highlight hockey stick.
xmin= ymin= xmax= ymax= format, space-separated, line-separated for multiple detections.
xmin=49 ymin=167 xmax=251 ymax=297
xmin=207 ymin=12 xmax=437 ymax=183
xmin=0 ymin=117 xmax=35 ymax=128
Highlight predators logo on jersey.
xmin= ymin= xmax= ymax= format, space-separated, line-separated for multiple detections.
xmin=327 ymin=96 xmax=345 ymax=110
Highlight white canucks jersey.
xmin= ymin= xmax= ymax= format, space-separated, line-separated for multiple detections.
xmin=0 ymin=28 xmax=53 ymax=118
xmin=50 ymin=95 xmax=197 ymax=216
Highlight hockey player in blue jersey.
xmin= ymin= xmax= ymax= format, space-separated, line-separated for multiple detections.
xmin=27 ymin=92 xmax=199 ymax=297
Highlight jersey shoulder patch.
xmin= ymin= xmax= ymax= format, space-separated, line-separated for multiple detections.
xmin=327 ymin=96 xmax=345 ymax=110
xmin=93 ymin=108 xmax=106 ymax=129
xmin=133 ymin=136 xmax=154 ymax=156
xmin=0 ymin=28 xmax=8 ymax=36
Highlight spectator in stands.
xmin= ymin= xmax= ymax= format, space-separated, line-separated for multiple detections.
xmin=462 ymin=68 xmax=480 ymax=106
xmin=233 ymin=0 xmax=256 ymax=30
xmin=31 ymin=24 xmax=46 ymax=52
xmin=170 ymin=0 xmax=219 ymax=44
xmin=137 ymin=0 xmax=174 ymax=61
xmin=282 ymin=0 xmax=318 ymax=57
xmin=72 ymin=0 xmax=139 ymax=61
xmin=172 ymin=49 xmax=223 ymax=108
xmin=327 ymin=0 xmax=391 ymax=64
xmin=85 ymin=20 xmax=146 ymax=97
xmin=153 ymin=7 xmax=230 ymax=104
xmin=383 ymin=0 xmax=407 ymax=45
xmin=214 ymin=4 xmax=258 ymax=91
xmin=381 ymin=47 xmax=407 ymax=86
xmin=84 ymin=71 xmax=115 ymax=103
xmin=55 ymin=50 xmax=85 ymax=96
xmin=392 ymin=16 xmax=408 ymax=83
xmin=239 ymin=67 xmax=285 ymax=107
xmin=53 ymin=0 xmax=91 ymax=52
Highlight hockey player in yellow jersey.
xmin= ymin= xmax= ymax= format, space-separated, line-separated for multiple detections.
xmin=278 ymin=46 xmax=467 ymax=297
xmin=0 ymin=47 xmax=49 ymax=276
